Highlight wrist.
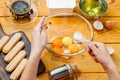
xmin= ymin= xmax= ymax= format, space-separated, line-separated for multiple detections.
xmin=102 ymin=62 xmax=120 ymax=80
xmin=32 ymin=45 xmax=44 ymax=52
xmin=30 ymin=47 xmax=44 ymax=57
xmin=29 ymin=50 xmax=42 ymax=61
xmin=102 ymin=62 xmax=117 ymax=72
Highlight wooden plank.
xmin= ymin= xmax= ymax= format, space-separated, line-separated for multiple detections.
xmin=1 ymin=16 xmax=119 ymax=73
xmin=91 ymin=17 xmax=120 ymax=43
xmin=0 ymin=17 xmax=41 ymax=41
xmin=73 ymin=44 xmax=120 ymax=72
xmin=40 ymin=44 xmax=120 ymax=73
xmin=37 ymin=73 xmax=109 ymax=80
xmin=0 ymin=0 xmax=119 ymax=16
xmin=0 ymin=17 xmax=120 ymax=43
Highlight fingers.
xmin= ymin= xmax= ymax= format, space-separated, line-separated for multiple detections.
xmin=87 ymin=42 xmax=96 ymax=50
xmin=91 ymin=56 xmax=99 ymax=63
xmin=41 ymin=23 xmax=47 ymax=31
xmin=86 ymin=46 xmax=93 ymax=55
xmin=39 ymin=16 xmax=45 ymax=27
xmin=93 ymin=42 xmax=106 ymax=51
xmin=87 ymin=42 xmax=99 ymax=55
xmin=87 ymin=45 xmax=99 ymax=63
xmin=35 ymin=16 xmax=46 ymax=31
xmin=86 ymin=46 xmax=90 ymax=52
xmin=41 ymin=23 xmax=47 ymax=35
xmin=87 ymin=46 xmax=99 ymax=63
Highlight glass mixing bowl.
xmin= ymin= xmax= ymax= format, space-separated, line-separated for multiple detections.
xmin=46 ymin=13 xmax=94 ymax=56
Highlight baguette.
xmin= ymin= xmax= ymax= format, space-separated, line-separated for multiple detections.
xmin=2 ymin=33 xmax=22 ymax=54
xmin=0 ymin=36 xmax=10 ymax=51
xmin=4 ymin=41 xmax=25 ymax=62
xmin=10 ymin=59 xmax=27 ymax=80
xmin=6 ymin=50 xmax=26 ymax=72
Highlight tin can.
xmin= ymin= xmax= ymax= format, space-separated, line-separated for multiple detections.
xmin=49 ymin=64 xmax=74 ymax=80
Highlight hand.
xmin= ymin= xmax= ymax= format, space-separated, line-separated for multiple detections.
xmin=86 ymin=42 xmax=114 ymax=67
xmin=87 ymin=42 xmax=120 ymax=80
xmin=31 ymin=16 xmax=47 ymax=55
xmin=20 ymin=17 xmax=47 ymax=80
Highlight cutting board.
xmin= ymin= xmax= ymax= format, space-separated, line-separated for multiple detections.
xmin=0 ymin=24 xmax=46 ymax=80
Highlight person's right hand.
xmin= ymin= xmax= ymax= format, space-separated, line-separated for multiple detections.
xmin=86 ymin=42 xmax=114 ymax=67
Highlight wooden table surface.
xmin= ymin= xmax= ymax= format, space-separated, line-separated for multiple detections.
xmin=0 ymin=0 xmax=120 ymax=80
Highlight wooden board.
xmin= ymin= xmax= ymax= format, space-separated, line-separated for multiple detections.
xmin=41 ymin=44 xmax=120 ymax=73
xmin=37 ymin=73 xmax=109 ymax=80
xmin=0 ymin=17 xmax=120 ymax=43
xmin=0 ymin=24 xmax=46 ymax=80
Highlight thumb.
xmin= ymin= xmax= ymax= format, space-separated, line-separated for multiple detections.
xmin=87 ymin=42 xmax=99 ymax=55
xmin=41 ymin=23 xmax=47 ymax=30
xmin=35 ymin=16 xmax=45 ymax=31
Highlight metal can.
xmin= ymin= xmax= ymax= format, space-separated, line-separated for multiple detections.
xmin=49 ymin=64 xmax=74 ymax=80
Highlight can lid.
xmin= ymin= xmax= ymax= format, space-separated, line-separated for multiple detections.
xmin=65 ymin=64 xmax=73 ymax=74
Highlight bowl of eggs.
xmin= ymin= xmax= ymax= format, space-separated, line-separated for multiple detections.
xmin=46 ymin=13 xmax=94 ymax=57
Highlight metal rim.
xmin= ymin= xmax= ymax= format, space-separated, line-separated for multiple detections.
xmin=79 ymin=1 xmax=108 ymax=19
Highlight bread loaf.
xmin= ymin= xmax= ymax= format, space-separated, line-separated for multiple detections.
xmin=10 ymin=59 xmax=27 ymax=80
xmin=0 ymin=36 xmax=10 ymax=51
xmin=6 ymin=50 xmax=26 ymax=72
xmin=2 ymin=33 xmax=22 ymax=54
xmin=4 ymin=41 xmax=25 ymax=62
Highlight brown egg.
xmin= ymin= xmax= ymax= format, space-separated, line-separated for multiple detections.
xmin=104 ymin=21 xmax=116 ymax=30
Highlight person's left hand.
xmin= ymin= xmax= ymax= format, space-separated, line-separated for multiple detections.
xmin=31 ymin=16 xmax=47 ymax=55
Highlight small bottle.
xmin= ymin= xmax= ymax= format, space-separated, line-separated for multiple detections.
xmin=48 ymin=64 xmax=80 ymax=80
